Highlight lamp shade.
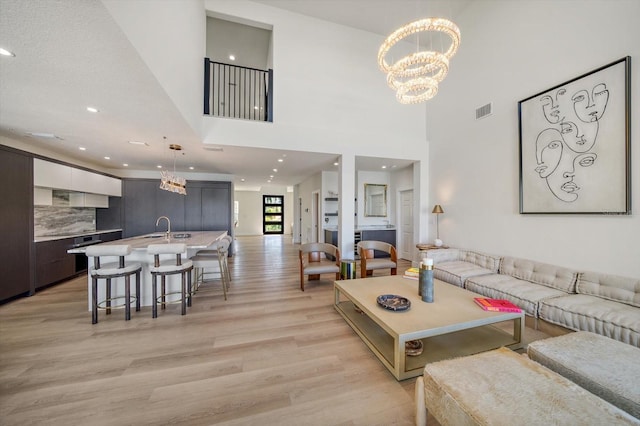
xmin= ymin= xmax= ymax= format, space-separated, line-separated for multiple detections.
xmin=432 ymin=204 xmax=444 ymax=214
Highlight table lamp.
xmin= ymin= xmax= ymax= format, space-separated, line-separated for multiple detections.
xmin=432 ymin=204 xmax=444 ymax=246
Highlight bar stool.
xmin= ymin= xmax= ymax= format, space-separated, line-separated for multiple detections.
xmin=192 ymin=236 xmax=232 ymax=291
xmin=85 ymin=244 xmax=142 ymax=324
xmin=191 ymin=244 xmax=230 ymax=300
xmin=148 ymin=243 xmax=194 ymax=318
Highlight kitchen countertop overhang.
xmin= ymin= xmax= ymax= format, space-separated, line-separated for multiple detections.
xmin=67 ymin=231 xmax=227 ymax=253
xmin=35 ymin=229 xmax=123 ymax=243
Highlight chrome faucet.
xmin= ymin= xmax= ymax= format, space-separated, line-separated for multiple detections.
xmin=156 ymin=216 xmax=171 ymax=238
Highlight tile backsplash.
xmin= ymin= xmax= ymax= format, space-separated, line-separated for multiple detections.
xmin=35 ymin=206 xmax=96 ymax=237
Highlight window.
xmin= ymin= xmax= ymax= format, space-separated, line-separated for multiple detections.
xmin=263 ymin=195 xmax=284 ymax=234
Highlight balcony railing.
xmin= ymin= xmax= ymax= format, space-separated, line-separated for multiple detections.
xmin=204 ymin=58 xmax=273 ymax=122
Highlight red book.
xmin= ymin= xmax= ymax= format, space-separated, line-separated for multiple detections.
xmin=474 ymin=297 xmax=522 ymax=313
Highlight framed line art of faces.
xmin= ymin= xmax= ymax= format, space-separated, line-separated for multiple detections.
xmin=518 ymin=56 xmax=631 ymax=214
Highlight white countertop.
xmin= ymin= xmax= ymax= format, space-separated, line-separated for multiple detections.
xmin=35 ymin=229 xmax=123 ymax=243
xmin=67 ymin=230 xmax=227 ymax=253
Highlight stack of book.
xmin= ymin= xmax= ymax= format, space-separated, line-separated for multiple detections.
xmin=473 ymin=297 xmax=522 ymax=313
xmin=403 ymin=267 xmax=419 ymax=280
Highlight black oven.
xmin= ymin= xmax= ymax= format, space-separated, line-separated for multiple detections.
xmin=73 ymin=235 xmax=103 ymax=273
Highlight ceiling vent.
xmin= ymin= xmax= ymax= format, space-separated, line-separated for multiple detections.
xmin=475 ymin=103 xmax=493 ymax=120
xmin=203 ymin=146 xmax=224 ymax=152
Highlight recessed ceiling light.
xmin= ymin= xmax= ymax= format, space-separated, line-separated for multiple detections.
xmin=267 ymin=180 xmax=271 ymax=183
xmin=241 ymin=178 xmax=245 ymax=182
xmin=0 ymin=48 xmax=15 ymax=57
xmin=104 ymin=156 xmax=110 ymax=160
xmin=269 ymin=175 xmax=274 ymax=178
xmin=273 ymin=168 xmax=278 ymax=172
xmin=334 ymin=162 xmax=339 ymax=166
xmin=229 ymin=54 xmax=235 ymax=61
xmin=189 ymin=166 xmax=194 ymax=170
xmin=79 ymin=146 xmax=86 ymax=151
xmin=123 ymin=163 xmax=129 ymax=167
xmin=381 ymin=165 xmax=387 ymax=169
xmin=128 ymin=140 xmax=148 ymax=146
xmin=278 ymin=158 xmax=283 ymax=162
xmin=86 ymin=107 xmax=99 ymax=113
xmin=157 ymin=165 xmax=162 ymax=169
xmin=26 ymin=132 xmax=63 ymax=140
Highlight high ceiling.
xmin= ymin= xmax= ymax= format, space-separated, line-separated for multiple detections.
xmin=0 ymin=0 xmax=468 ymax=190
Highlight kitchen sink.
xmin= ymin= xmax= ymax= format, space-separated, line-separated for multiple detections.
xmin=172 ymin=233 xmax=191 ymax=239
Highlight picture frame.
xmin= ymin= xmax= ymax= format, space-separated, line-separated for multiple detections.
xmin=518 ymin=56 xmax=631 ymax=214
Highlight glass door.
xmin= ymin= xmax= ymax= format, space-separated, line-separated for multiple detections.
xmin=263 ymin=195 xmax=284 ymax=234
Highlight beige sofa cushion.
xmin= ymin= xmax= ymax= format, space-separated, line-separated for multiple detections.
xmin=539 ymin=294 xmax=640 ymax=347
xmin=499 ymin=256 xmax=578 ymax=293
xmin=427 ymin=249 xmax=501 ymax=288
xmin=417 ymin=347 xmax=639 ymax=426
xmin=578 ymin=271 xmax=640 ymax=308
xmin=465 ymin=273 xmax=567 ymax=317
xmin=434 ymin=261 xmax=496 ymax=288
xmin=528 ymin=331 xmax=640 ymax=419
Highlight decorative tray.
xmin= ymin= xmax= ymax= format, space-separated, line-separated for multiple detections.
xmin=405 ymin=340 xmax=424 ymax=357
xmin=376 ymin=294 xmax=411 ymax=311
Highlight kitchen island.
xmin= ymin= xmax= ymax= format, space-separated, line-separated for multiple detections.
xmin=69 ymin=231 xmax=227 ymax=311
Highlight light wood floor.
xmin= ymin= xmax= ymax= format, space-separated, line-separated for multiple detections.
xmin=0 ymin=236 xmax=549 ymax=425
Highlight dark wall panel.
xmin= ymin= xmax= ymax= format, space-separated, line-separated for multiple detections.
xmin=122 ymin=179 xmax=232 ymax=237
xmin=0 ymin=146 xmax=34 ymax=301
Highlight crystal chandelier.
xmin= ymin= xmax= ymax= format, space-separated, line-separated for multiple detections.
xmin=378 ymin=17 xmax=461 ymax=104
xmin=159 ymin=143 xmax=187 ymax=195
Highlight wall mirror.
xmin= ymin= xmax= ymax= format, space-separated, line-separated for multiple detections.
xmin=364 ymin=183 xmax=387 ymax=217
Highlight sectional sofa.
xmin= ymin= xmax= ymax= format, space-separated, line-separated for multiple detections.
xmin=422 ymin=248 xmax=640 ymax=347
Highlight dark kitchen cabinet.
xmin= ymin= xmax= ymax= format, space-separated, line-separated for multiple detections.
xmin=156 ymin=186 xmax=186 ymax=231
xmin=122 ymin=179 xmax=232 ymax=238
xmin=35 ymin=238 xmax=75 ymax=289
xmin=123 ymin=180 xmax=159 ymax=237
xmin=96 ymin=196 xmax=122 ymax=230
xmin=0 ymin=146 xmax=34 ymax=302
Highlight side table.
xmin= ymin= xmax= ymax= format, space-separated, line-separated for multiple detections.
xmin=416 ymin=244 xmax=449 ymax=251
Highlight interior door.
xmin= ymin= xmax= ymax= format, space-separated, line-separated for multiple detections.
xmin=399 ymin=189 xmax=414 ymax=260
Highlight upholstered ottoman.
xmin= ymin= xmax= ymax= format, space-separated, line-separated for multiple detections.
xmin=415 ymin=347 xmax=639 ymax=426
xmin=528 ymin=331 xmax=640 ymax=419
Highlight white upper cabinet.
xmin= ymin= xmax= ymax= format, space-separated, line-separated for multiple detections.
xmin=34 ymin=159 xmax=121 ymax=197
xmin=34 ymin=159 xmax=72 ymax=189
xmin=71 ymin=168 xmax=121 ymax=196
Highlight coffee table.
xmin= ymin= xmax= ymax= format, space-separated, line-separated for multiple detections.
xmin=334 ymin=275 xmax=524 ymax=380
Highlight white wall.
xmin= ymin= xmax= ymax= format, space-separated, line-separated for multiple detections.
xmin=428 ymin=0 xmax=640 ymax=277
xmin=200 ymin=1 xmax=429 ymax=204
xmin=234 ymin=186 xmax=293 ymax=236
xmin=102 ymin=0 xmax=205 ymax=135
xmin=206 ymin=17 xmax=271 ymax=69
xmin=357 ymin=170 xmax=392 ymax=227
xmin=296 ymin=172 xmax=322 ymax=243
